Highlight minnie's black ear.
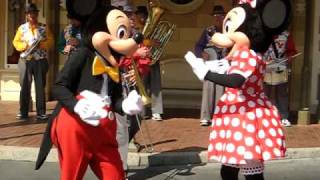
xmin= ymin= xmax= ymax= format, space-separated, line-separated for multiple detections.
xmin=66 ymin=0 xmax=102 ymax=22
xmin=260 ymin=0 xmax=291 ymax=35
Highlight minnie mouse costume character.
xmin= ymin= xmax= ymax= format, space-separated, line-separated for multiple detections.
xmin=35 ymin=0 xmax=144 ymax=179
xmin=185 ymin=0 xmax=291 ymax=179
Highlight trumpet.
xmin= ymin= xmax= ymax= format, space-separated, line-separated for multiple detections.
xmin=20 ymin=36 xmax=44 ymax=59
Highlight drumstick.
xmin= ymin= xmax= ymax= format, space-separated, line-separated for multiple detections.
xmin=266 ymin=52 xmax=302 ymax=65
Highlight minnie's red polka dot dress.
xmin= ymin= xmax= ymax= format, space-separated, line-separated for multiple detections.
xmin=208 ymin=47 xmax=286 ymax=165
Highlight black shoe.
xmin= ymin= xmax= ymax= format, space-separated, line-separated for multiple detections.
xmin=37 ymin=114 xmax=48 ymax=121
xmin=16 ymin=113 xmax=29 ymax=120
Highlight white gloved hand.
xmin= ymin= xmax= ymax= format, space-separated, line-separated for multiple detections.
xmin=122 ymin=90 xmax=143 ymax=115
xmin=74 ymin=90 xmax=109 ymax=126
xmin=184 ymin=51 xmax=209 ymax=81
xmin=205 ymin=58 xmax=230 ymax=74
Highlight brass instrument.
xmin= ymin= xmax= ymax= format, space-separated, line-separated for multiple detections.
xmin=131 ymin=60 xmax=151 ymax=105
xmin=142 ymin=0 xmax=176 ymax=65
xmin=20 ymin=36 xmax=43 ymax=59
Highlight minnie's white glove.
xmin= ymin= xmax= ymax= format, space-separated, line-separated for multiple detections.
xmin=184 ymin=51 xmax=209 ymax=81
xmin=122 ymin=90 xmax=143 ymax=115
xmin=205 ymin=59 xmax=230 ymax=74
xmin=74 ymin=90 xmax=108 ymax=126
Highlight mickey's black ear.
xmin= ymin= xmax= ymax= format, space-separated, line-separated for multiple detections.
xmin=66 ymin=0 xmax=102 ymax=22
xmin=260 ymin=0 xmax=291 ymax=35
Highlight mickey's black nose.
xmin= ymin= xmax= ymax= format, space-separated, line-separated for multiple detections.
xmin=133 ymin=32 xmax=144 ymax=44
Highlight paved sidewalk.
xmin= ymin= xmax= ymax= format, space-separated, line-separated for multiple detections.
xmin=1 ymin=101 xmax=320 ymax=166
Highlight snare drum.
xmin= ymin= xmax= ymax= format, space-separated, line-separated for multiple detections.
xmin=264 ymin=69 xmax=289 ymax=85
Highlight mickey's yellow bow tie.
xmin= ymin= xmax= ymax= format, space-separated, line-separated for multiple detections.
xmin=92 ymin=56 xmax=120 ymax=83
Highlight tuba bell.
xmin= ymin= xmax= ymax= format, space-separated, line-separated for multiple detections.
xmin=142 ymin=0 xmax=176 ymax=65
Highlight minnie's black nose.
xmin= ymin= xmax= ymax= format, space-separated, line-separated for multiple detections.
xmin=133 ymin=32 xmax=144 ymax=44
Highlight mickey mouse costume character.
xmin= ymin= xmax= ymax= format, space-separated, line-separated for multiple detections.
xmin=35 ymin=0 xmax=144 ymax=179
xmin=185 ymin=0 xmax=291 ymax=179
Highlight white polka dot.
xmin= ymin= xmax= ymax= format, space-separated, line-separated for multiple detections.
xmin=278 ymin=128 xmax=284 ymax=136
xmin=228 ymin=94 xmax=236 ymax=102
xmin=239 ymin=106 xmax=246 ymax=114
xmin=229 ymin=105 xmax=237 ymax=113
xmin=240 ymin=62 xmax=245 ymax=68
xmin=208 ymin=144 xmax=214 ymax=152
xmin=211 ymin=119 xmax=215 ymax=126
xmin=242 ymin=122 xmax=247 ymax=129
xmin=216 ymin=142 xmax=223 ymax=151
xmin=247 ymin=87 xmax=255 ymax=95
xmin=273 ymin=148 xmax=281 ymax=156
xmin=239 ymin=160 xmax=246 ymax=164
xmin=231 ymin=118 xmax=240 ymax=127
xmin=248 ymin=101 xmax=256 ymax=108
xmin=234 ymin=131 xmax=243 ymax=141
xmin=271 ymin=118 xmax=279 ymax=126
xmin=265 ymin=138 xmax=273 ymax=147
xmin=219 ymin=130 xmax=226 ymax=138
xmin=247 ymin=112 xmax=256 ymax=120
xmin=273 ymin=110 xmax=279 ymax=117
xmin=221 ymin=105 xmax=228 ymax=113
xmin=224 ymin=117 xmax=230 ymax=126
xmin=250 ymin=50 xmax=257 ymax=57
xmin=255 ymin=145 xmax=261 ymax=154
xmin=210 ymin=131 xmax=217 ymax=140
xmin=216 ymin=118 xmax=222 ymax=126
xmin=226 ymin=143 xmax=235 ymax=153
xmin=244 ymin=152 xmax=253 ymax=159
xmin=263 ymin=152 xmax=271 ymax=160
xmin=276 ymin=138 xmax=283 ymax=146
xmin=233 ymin=50 xmax=240 ymax=57
xmin=265 ymin=109 xmax=271 ymax=116
xmin=221 ymin=156 xmax=227 ymax=163
xmin=258 ymin=130 xmax=266 ymax=139
xmin=231 ymin=61 xmax=239 ymax=66
xmin=256 ymin=108 xmax=263 ymax=118
xmin=246 ymin=124 xmax=256 ymax=133
xmin=237 ymin=95 xmax=246 ymax=102
xmin=262 ymin=119 xmax=270 ymax=127
xmin=240 ymin=51 xmax=249 ymax=58
xmin=228 ymin=157 xmax=237 ymax=164
xmin=249 ymin=75 xmax=257 ymax=83
xmin=269 ymin=128 xmax=277 ymax=137
xmin=226 ymin=130 xmax=232 ymax=138
xmin=220 ymin=94 xmax=227 ymax=102
xmin=245 ymin=137 xmax=254 ymax=146
xmin=214 ymin=106 xmax=220 ymax=114
xmin=237 ymin=146 xmax=246 ymax=155
xmin=249 ymin=58 xmax=257 ymax=66
xmin=266 ymin=101 xmax=272 ymax=107
xmin=257 ymin=99 xmax=264 ymax=106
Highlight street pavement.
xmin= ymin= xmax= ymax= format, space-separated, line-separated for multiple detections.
xmin=1 ymin=158 xmax=320 ymax=180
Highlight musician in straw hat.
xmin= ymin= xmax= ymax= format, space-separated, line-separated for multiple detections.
xmin=194 ymin=5 xmax=227 ymax=126
xmin=12 ymin=3 xmax=52 ymax=121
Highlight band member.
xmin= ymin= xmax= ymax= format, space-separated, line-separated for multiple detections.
xmin=58 ymin=13 xmax=82 ymax=57
xmin=35 ymin=1 xmax=144 ymax=179
xmin=263 ymin=30 xmax=297 ymax=127
xmin=195 ymin=5 xmax=227 ymax=126
xmin=185 ymin=0 xmax=290 ymax=179
xmin=12 ymin=3 xmax=52 ymax=121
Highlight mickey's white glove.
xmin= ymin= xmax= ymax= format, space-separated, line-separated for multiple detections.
xmin=205 ymin=59 xmax=230 ymax=74
xmin=122 ymin=90 xmax=143 ymax=115
xmin=74 ymin=90 xmax=108 ymax=126
xmin=184 ymin=51 xmax=209 ymax=81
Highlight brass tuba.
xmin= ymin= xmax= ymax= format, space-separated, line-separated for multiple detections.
xmin=142 ymin=0 xmax=176 ymax=65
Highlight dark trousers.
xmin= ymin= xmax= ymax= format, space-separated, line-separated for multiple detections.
xmin=264 ymin=83 xmax=289 ymax=119
xmin=19 ymin=59 xmax=48 ymax=116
